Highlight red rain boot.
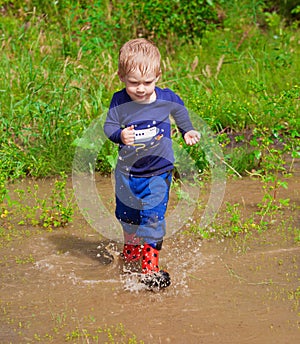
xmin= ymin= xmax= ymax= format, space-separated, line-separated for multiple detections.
xmin=141 ymin=243 xmax=159 ymax=273
xmin=122 ymin=233 xmax=142 ymax=263
xmin=141 ymin=243 xmax=171 ymax=289
xmin=123 ymin=244 xmax=142 ymax=262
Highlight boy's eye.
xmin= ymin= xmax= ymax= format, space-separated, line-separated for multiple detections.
xmin=127 ymin=80 xmax=154 ymax=86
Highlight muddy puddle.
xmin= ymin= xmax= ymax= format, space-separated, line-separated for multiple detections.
xmin=0 ymin=174 xmax=299 ymax=343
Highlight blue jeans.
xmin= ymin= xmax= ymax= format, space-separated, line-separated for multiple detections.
xmin=115 ymin=170 xmax=172 ymax=246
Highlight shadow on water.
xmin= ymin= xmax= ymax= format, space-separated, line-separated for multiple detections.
xmin=48 ymin=234 xmax=115 ymax=266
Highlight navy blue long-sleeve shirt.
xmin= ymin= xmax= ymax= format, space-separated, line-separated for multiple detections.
xmin=104 ymin=87 xmax=194 ymax=176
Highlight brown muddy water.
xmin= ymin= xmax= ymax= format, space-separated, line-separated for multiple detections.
xmin=0 ymin=174 xmax=299 ymax=344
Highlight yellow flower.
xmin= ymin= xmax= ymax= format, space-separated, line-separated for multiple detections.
xmin=1 ymin=209 xmax=9 ymax=218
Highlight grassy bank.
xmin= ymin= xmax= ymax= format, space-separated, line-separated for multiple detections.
xmin=1 ymin=1 xmax=299 ymax=179
xmin=0 ymin=0 xmax=299 ymax=242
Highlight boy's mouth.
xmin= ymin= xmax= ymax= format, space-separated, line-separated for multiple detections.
xmin=135 ymin=95 xmax=147 ymax=101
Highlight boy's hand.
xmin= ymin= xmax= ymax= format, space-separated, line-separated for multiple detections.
xmin=121 ymin=125 xmax=135 ymax=145
xmin=184 ymin=130 xmax=200 ymax=146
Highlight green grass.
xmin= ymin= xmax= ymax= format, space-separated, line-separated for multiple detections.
xmin=1 ymin=1 xmax=299 ymax=180
xmin=0 ymin=0 xmax=299 ymax=241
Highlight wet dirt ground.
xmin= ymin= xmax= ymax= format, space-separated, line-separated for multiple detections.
xmin=0 ymin=175 xmax=299 ymax=344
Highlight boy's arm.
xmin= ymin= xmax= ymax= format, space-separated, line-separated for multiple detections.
xmin=104 ymin=91 xmax=134 ymax=144
xmin=104 ymin=116 xmax=123 ymax=144
xmin=170 ymin=99 xmax=200 ymax=144
xmin=104 ymin=94 xmax=124 ymax=144
xmin=162 ymin=88 xmax=196 ymax=137
xmin=104 ymin=108 xmax=135 ymax=145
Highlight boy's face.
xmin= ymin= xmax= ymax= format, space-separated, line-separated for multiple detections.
xmin=119 ymin=69 xmax=159 ymax=103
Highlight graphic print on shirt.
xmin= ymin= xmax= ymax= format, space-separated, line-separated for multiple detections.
xmin=132 ymin=121 xmax=164 ymax=153
xmin=134 ymin=126 xmax=159 ymax=143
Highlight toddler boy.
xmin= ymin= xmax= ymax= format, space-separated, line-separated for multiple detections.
xmin=104 ymin=38 xmax=200 ymax=289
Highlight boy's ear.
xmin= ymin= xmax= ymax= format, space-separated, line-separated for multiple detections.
xmin=118 ymin=71 xmax=125 ymax=82
xmin=155 ymin=72 xmax=162 ymax=82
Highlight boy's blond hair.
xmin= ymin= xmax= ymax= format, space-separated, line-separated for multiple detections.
xmin=118 ymin=38 xmax=161 ymax=78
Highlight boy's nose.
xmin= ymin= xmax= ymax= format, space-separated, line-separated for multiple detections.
xmin=137 ymin=84 xmax=145 ymax=92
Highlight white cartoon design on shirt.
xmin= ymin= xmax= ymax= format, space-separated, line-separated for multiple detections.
xmin=130 ymin=121 xmax=165 ymax=152
xmin=134 ymin=126 xmax=159 ymax=143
